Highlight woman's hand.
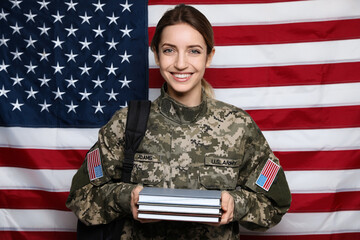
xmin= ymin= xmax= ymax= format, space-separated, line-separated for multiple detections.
xmin=130 ymin=185 xmax=160 ymax=223
xmin=130 ymin=185 xmax=143 ymax=221
xmin=219 ymin=191 xmax=234 ymax=225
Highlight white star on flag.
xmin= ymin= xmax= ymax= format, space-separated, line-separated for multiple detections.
xmin=24 ymin=36 xmax=37 ymax=48
xmin=65 ymin=75 xmax=78 ymax=88
xmin=24 ymin=10 xmax=37 ymax=22
xmin=92 ymin=101 xmax=105 ymax=113
xmin=93 ymin=0 xmax=105 ymax=12
xmin=37 ymin=0 xmax=50 ymax=10
xmin=65 ymin=0 xmax=78 ymax=11
xmin=38 ymin=100 xmax=52 ymax=112
xmin=38 ymin=49 xmax=51 ymax=62
xmin=120 ymin=25 xmax=133 ymax=38
xmin=119 ymin=76 xmax=132 ymax=88
xmin=52 ymin=87 xmax=65 ymax=100
xmin=0 ymin=85 xmax=10 ymax=98
xmin=0 ymin=60 xmax=10 ymax=72
xmin=11 ymin=99 xmax=24 ymax=111
xmin=11 ymin=74 xmax=24 ymax=86
xmin=25 ymin=87 xmax=38 ymax=99
xmin=38 ymin=74 xmax=51 ymax=87
xmin=52 ymin=11 xmax=64 ymax=23
xmin=106 ymin=63 xmax=118 ymax=76
xmin=52 ymin=62 xmax=64 ymax=74
xmin=65 ymin=101 xmax=78 ymax=113
xmin=10 ymin=0 xmax=22 ymax=9
xmin=119 ymin=50 xmax=132 ymax=63
xmin=79 ymin=89 xmax=92 ymax=101
xmin=120 ymin=0 xmax=132 ymax=12
xmin=106 ymin=88 xmax=119 ymax=101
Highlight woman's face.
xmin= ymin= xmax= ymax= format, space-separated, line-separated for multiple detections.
xmin=155 ymin=23 xmax=214 ymax=106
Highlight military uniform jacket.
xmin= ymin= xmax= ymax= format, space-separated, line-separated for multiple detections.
xmin=66 ymin=86 xmax=292 ymax=240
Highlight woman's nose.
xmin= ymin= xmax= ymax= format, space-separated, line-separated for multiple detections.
xmin=174 ymin=52 xmax=188 ymax=70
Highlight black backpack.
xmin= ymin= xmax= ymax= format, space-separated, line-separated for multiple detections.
xmin=76 ymin=100 xmax=151 ymax=240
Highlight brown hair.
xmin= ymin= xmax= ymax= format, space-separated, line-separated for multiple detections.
xmin=150 ymin=4 xmax=215 ymax=98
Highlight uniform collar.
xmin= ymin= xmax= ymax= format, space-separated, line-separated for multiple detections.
xmin=158 ymin=83 xmax=207 ymax=124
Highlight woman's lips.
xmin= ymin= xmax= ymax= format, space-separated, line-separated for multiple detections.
xmin=172 ymin=73 xmax=192 ymax=82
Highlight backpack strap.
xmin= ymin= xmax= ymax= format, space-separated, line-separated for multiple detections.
xmin=77 ymin=100 xmax=151 ymax=240
xmin=121 ymin=100 xmax=151 ymax=183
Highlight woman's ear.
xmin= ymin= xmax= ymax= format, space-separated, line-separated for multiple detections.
xmin=206 ymin=48 xmax=215 ymax=68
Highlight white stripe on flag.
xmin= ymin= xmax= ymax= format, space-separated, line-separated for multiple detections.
xmin=2 ymin=208 xmax=359 ymax=235
xmin=0 ymin=167 xmax=76 ymax=192
xmin=1 ymin=127 xmax=360 ymax=152
xmin=286 ymin=169 xmax=360 ymax=193
xmin=0 ymin=209 xmax=77 ymax=232
xmin=148 ymin=0 xmax=360 ymax=27
xmin=240 ymin=211 xmax=360 ymax=235
xmin=0 ymin=127 xmax=98 ymax=149
xmin=263 ymin=127 xmax=360 ymax=152
xmin=150 ymin=82 xmax=360 ymax=110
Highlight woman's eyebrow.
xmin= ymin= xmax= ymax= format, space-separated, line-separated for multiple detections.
xmin=161 ymin=43 xmax=204 ymax=49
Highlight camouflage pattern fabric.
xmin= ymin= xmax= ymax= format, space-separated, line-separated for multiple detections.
xmin=66 ymin=85 xmax=291 ymax=239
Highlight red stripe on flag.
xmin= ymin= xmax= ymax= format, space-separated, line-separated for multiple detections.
xmin=149 ymin=62 xmax=360 ymax=88
xmin=290 ymin=191 xmax=360 ymax=213
xmin=0 ymin=231 xmax=76 ymax=240
xmin=0 ymin=148 xmax=86 ymax=169
xmin=247 ymin=105 xmax=360 ymax=131
xmin=276 ymin=150 xmax=360 ymax=171
xmin=1 ymin=148 xmax=360 ymax=172
xmin=0 ymin=190 xmax=69 ymax=211
xmin=149 ymin=19 xmax=360 ymax=46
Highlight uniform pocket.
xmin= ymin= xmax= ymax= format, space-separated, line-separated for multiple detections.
xmin=199 ymin=156 xmax=241 ymax=190
xmin=131 ymin=153 xmax=164 ymax=186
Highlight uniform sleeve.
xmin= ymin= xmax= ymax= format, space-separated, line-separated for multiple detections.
xmin=66 ymin=110 xmax=138 ymax=226
xmin=228 ymin=117 xmax=291 ymax=231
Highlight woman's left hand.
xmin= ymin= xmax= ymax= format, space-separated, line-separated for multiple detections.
xmin=219 ymin=191 xmax=234 ymax=225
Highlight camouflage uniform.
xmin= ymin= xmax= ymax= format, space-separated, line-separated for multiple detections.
xmin=66 ymin=85 xmax=291 ymax=239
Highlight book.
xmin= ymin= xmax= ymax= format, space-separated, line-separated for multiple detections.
xmin=138 ymin=212 xmax=220 ymax=223
xmin=138 ymin=204 xmax=221 ymax=215
xmin=138 ymin=187 xmax=221 ymax=207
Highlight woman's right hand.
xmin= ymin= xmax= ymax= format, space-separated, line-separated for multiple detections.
xmin=130 ymin=185 xmax=160 ymax=223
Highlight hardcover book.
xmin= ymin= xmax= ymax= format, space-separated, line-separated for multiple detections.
xmin=138 ymin=187 xmax=221 ymax=207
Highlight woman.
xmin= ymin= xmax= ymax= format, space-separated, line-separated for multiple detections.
xmin=67 ymin=4 xmax=291 ymax=239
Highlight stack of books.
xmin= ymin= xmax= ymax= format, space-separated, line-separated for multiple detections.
xmin=137 ymin=187 xmax=222 ymax=223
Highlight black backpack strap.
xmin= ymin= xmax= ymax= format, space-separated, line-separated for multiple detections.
xmin=121 ymin=100 xmax=151 ymax=183
xmin=77 ymin=100 xmax=151 ymax=240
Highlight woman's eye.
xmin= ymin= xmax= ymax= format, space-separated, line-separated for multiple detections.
xmin=163 ymin=48 xmax=174 ymax=54
xmin=190 ymin=49 xmax=201 ymax=54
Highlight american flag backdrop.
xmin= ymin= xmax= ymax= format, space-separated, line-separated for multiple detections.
xmin=1 ymin=0 xmax=360 ymax=239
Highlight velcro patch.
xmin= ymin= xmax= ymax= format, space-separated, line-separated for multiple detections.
xmin=256 ymin=159 xmax=280 ymax=191
xmin=205 ymin=156 xmax=240 ymax=168
xmin=134 ymin=153 xmax=160 ymax=162
xmin=87 ymin=148 xmax=103 ymax=181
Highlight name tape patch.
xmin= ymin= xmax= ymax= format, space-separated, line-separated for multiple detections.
xmin=256 ymin=159 xmax=280 ymax=191
xmin=87 ymin=148 xmax=103 ymax=181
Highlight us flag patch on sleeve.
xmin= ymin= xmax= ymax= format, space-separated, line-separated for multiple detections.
xmin=87 ymin=148 xmax=104 ymax=181
xmin=256 ymin=159 xmax=280 ymax=191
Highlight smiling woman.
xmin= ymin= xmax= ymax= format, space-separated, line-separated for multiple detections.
xmin=150 ymin=4 xmax=215 ymax=105
xmin=67 ymin=4 xmax=291 ymax=240
xmin=152 ymin=23 xmax=214 ymax=106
